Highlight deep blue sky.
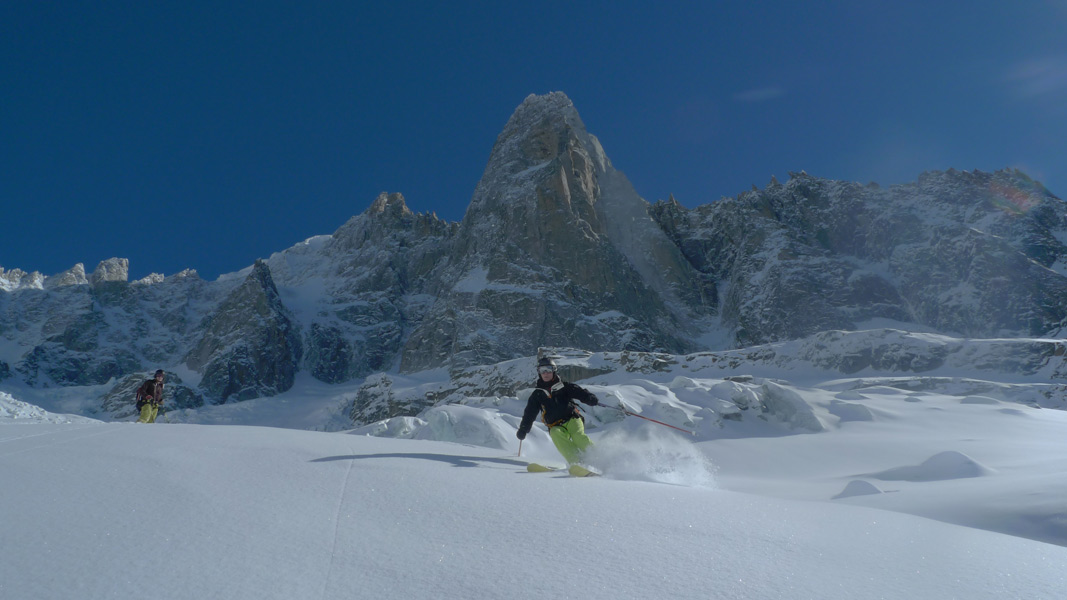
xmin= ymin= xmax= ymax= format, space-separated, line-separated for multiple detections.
xmin=3 ymin=1 xmax=1065 ymax=281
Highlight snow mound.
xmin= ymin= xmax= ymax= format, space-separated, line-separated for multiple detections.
xmin=760 ymin=381 xmax=827 ymax=432
xmin=828 ymin=400 xmax=875 ymax=423
xmin=352 ymin=404 xmax=519 ymax=451
xmin=414 ymin=404 xmax=517 ymax=449
xmin=348 ymin=416 xmax=426 ymax=439
xmin=960 ymin=396 xmax=1000 ymax=405
xmin=833 ymin=479 xmax=885 ymax=499
xmin=0 ymin=392 xmax=100 ymax=424
xmin=867 ymin=451 xmax=995 ymax=482
xmin=998 ymin=408 xmax=1028 ymax=416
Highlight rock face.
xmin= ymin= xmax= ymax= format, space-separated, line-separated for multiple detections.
xmin=651 ymin=169 xmax=1067 ymax=346
xmin=184 ymin=260 xmax=302 ymax=402
xmin=400 ymin=93 xmax=715 ymax=371
xmin=1 ymin=92 xmax=1067 ymax=418
xmin=4 ymin=273 xmax=141 ymax=386
xmin=266 ymin=192 xmax=457 ymax=383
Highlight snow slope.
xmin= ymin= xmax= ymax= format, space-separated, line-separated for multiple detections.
xmin=2 ymin=390 xmax=1066 ymax=600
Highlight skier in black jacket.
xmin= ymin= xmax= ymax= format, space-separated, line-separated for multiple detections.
xmin=135 ymin=369 xmax=166 ymax=423
xmin=516 ymin=357 xmax=599 ymax=464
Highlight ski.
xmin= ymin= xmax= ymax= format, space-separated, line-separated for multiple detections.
xmin=526 ymin=463 xmax=599 ymax=476
xmin=567 ymin=464 xmax=599 ymax=477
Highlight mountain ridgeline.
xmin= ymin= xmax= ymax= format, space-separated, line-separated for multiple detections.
xmin=2 ymin=92 xmax=1066 ymax=414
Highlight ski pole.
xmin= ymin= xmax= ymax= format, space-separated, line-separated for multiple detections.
xmin=518 ymin=439 xmax=523 ymax=457
xmin=602 ymin=403 xmax=696 ymax=436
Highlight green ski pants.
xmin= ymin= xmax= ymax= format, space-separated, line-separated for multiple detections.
xmin=549 ymin=417 xmax=592 ymax=465
xmin=137 ymin=403 xmax=158 ymax=423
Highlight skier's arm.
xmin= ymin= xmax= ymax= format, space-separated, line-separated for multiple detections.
xmin=517 ymin=390 xmax=546 ymax=438
xmin=568 ymin=383 xmax=599 ymax=406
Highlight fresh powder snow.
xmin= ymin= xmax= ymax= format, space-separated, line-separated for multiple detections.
xmin=2 ymin=372 xmax=1066 ymax=599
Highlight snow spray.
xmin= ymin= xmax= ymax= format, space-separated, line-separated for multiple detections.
xmin=585 ymin=428 xmax=717 ymax=488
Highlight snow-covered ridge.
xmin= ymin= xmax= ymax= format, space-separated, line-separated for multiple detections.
xmin=345 ymin=329 xmax=1066 ymax=430
xmin=0 ymin=259 xmax=199 ymax=291
xmin=0 ymin=391 xmax=99 ymax=424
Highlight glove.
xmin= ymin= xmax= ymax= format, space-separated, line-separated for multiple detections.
xmin=588 ymin=394 xmax=599 ymax=406
xmin=516 ymin=429 xmax=527 ymax=441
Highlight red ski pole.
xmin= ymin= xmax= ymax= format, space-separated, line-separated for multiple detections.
xmin=604 ymin=403 xmax=696 ymax=436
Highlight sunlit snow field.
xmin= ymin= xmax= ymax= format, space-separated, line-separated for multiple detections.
xmin=3 ymin=361 xmax=1067 ymax=599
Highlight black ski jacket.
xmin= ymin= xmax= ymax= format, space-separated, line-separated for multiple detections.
xmin=136 ymin=379 xmax=164 ymax=408
xmin=518 ymin=376 xmax=598 ymax=436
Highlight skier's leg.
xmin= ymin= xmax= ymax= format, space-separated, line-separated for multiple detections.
xmin=566 ymin=417 xmax=592 ymax=454
xmin=549 ymin=424 xmax=582 ymax=464
xmin=137 ymin=403 xmax=154 ymax=423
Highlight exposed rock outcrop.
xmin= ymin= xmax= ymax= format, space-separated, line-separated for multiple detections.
xmin=184 ymin=260 xmax=302 ymax=402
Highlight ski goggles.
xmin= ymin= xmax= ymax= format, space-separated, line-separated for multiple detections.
xmin=537 ymin=366 xmax=556 ymax=374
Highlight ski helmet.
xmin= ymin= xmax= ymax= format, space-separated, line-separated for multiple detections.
xmin=536 ymin=357 xmax=557 ymax=374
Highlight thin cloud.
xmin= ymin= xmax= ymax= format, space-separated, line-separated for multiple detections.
xmin=1005 ymin=55 xmax=1067 ymax=98
xmin=733 ymin=86 xmax=786 ymax=103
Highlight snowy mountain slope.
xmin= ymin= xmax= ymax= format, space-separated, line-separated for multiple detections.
xmin=9 ymin=330 xmax=1050 ymax=547
xmin=263 ymin=193 xmax=457 ymax=381
xmin=1 ymin=408 xmax=1065 ymax=600
xmin=0 ymin=391 xmax=99 ymax=424
xmin=2 ymin=93 xmax=1067 ymax=418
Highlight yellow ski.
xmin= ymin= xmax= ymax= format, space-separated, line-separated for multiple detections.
xmin=567 ymin=464 xmax=599 ymax=477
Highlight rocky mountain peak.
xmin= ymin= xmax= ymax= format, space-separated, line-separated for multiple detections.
xmin=398 ymin=92 xmax=715 ymax=371
xmin=468 ymin=92 xmax=606 ymax=210
xmin=44 ymin=263 xmax=88 ymax=289
xmin=367 ymin=192 xmax=414 ymax=220
xmin=90 ymin=258 xmax=129 ymax=286
xmin=324 ymin=192 xmax=454 ymax=263
xmin=504 ymin=92 xmax=582 ymax=140
xmin=0 ymin=267 xmax=43 ymax=291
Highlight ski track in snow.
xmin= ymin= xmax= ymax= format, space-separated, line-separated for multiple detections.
xmin=1 ymin=414 xmax=1067 ymax=599
xmin=320 ymin=443 xmax=358 ymax=600
xmin=0 ymin=423 xmax=100 ymax=445
xmin=0 ymin=423 xmax=118 ymax=459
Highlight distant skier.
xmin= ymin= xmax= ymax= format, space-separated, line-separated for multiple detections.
xmin=135 ymin=370 xmax=166 ymax=423
xmin=516 ymin=357 xmax=599 ymax=465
